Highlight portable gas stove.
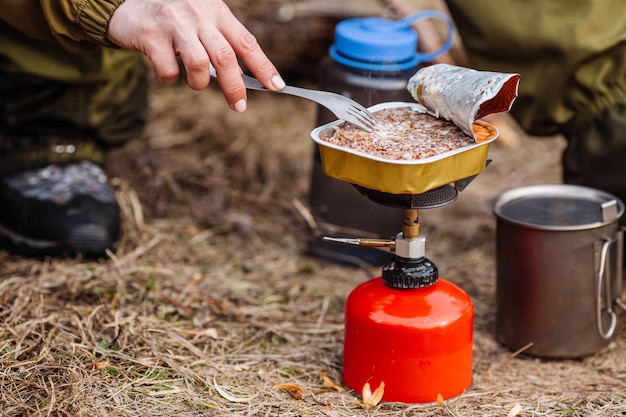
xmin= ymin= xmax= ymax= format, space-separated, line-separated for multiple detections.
xmin=325 ymin=180 xmax=478 ymax=403
xmin=310 ymin=103 xmax=499 ymax=404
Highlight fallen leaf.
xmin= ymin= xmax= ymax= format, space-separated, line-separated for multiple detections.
xmin=213 ymin=376 xmax=259 ymax=403
xmin=273 ymin=383 xmax=305 ymax=400
xmin=160 ymin=293 xmax=193 ymax=317
xmin=436 ymin=393 xmax=445 ymax=406
xmin=507 ymin=403 xmax=523 ymax=417
xmin=184 ymin=225 xmax=200 ymax=236
xmin=319 ymin=370 xmax=345 ymax=392
xmin=110 ymin=292 xmax=120 ymax=310
xmin=86 ymin=360 xmax=110 ymax=371
xmin=360 ymin=381 xmax=385 ymax=410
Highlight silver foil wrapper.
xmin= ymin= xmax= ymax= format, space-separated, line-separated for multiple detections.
xmin=407 ymin=64 xmax=520 ymax=139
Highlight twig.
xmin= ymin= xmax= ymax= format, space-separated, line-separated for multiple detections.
xmin=510 ymin=342 xmax=534 ymax=358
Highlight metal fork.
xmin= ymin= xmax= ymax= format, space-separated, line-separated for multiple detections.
xmin=209 ymin=67 xmax=377 ymax=131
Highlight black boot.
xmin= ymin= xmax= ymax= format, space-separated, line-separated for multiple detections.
xmin=0 ymin=160 xmax=120 ymax=257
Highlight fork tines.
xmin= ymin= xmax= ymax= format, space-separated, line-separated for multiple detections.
xmin=347 ymin=106 xmax=377 ymax=131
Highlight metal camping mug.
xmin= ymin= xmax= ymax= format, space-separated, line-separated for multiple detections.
xmin=492 ymin=184 xmax=626 ymax=358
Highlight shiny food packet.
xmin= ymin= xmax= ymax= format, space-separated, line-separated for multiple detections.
xmin=407 ymin=64 xmax=520 ymax=139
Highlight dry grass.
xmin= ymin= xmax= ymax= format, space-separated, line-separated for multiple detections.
xmin=1 ymin=79 xmax=625 ymax=417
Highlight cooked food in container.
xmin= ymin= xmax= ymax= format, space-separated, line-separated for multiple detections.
xmin=311 ymin=102 xmax=498 ymax=194
xmin=320 ymin=106 xmax=474 ymax=161
xmin=310 ymin=64 xmax=520 ymax=195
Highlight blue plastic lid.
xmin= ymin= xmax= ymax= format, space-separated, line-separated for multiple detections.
xmin=330 ymin=11 xmax=454 ymax=72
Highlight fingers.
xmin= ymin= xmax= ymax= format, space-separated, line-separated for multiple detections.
xmin=197 ymin=9 xmax=285 ymax=112
xmin=108 ymin=0 xmax=183 ymax=86
xmin=204 ymin=44 xmax=247 ymax=111
xmin=191 ymin=24 xmax=247 ymax=108
xmin=234 ymin=32 xmax=284 ymax=90
xmin=148 ymin=42 xmax=183 ymax=86
xmin=108 ymin=0 xmax=285 ymax=111
xmin=174 ymin=38 xmax=212 ymax=90
xmin=217 ymin=18 xmax=285 ymax=91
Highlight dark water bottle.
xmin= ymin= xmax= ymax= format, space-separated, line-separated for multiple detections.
xmin=309 ymin=11 xmax=454 ymax=266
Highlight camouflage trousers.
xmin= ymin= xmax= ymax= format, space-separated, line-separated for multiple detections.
xmin=0 ymin=22 xmax=148 ymax=176
xmin=563 ymin=104 xmax=626 ymax=225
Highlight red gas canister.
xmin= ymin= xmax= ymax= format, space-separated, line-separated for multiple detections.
xmin=343 ymin=274 xmax=473 ymax=403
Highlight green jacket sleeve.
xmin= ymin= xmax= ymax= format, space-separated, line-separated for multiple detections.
xmin=445 ymin=0 xmax=626 ymax=136
xmin=0 ymin=0 xmax=123 ymax=53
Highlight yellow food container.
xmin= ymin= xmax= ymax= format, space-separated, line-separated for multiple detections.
xmin=310 ymin=102 xmax=498 ymax=195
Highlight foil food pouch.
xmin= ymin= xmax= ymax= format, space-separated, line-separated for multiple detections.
xmin=407 ymin=64 xmax=520 ymax=139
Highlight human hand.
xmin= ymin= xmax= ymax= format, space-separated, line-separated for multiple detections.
xmin=107 ymin=0 xmax=285 ymax=112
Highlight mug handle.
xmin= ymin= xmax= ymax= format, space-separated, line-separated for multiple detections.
xmin=616 ymin=226 xmax=626 ymax=311
xmin=394 ymin=10 xmax=455 ymax=64
xmin=596 ymin=238 xmax=617 ymax=340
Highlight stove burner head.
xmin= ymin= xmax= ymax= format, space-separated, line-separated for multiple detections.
xmin=353 ymin=184 xmax=458 ymax=209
